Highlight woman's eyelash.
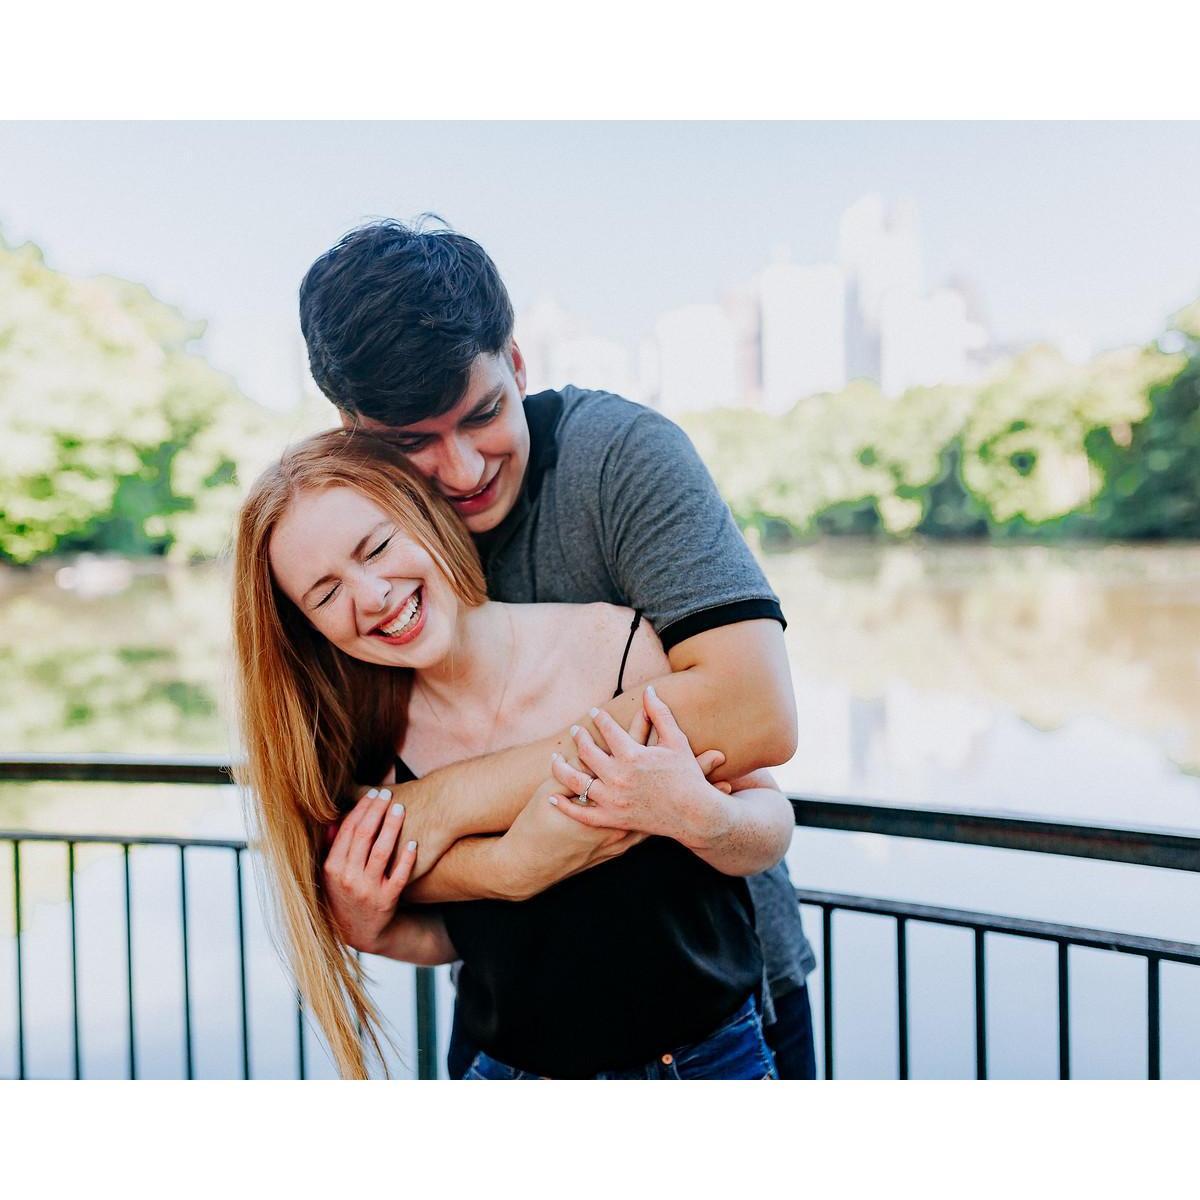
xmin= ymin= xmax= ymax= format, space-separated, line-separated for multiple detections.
xmin=365 ymin=537 xmax=391 ymax=560
xmin=315 ymin=584 xmax=339 ymax=609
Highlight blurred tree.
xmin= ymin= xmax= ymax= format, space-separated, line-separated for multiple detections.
xmin=0 ymin=235 xmax=275 ymax=563
xmin=684 ymin=315 xmax=1194 ymax=543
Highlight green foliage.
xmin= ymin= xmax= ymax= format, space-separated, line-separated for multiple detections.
xmin=0 ymin=235 xmax=275 ymax=563
xmin=683 ymin=322 xmax=1196 ymax=543
xmin=1075 ymin=355 xmax=1200 ymax=537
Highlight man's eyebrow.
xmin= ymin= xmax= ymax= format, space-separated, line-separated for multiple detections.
xmin=462 ymin=384 xmax=504 ymax=419
xmin=302 ymin=521 xmax=391 ymax=602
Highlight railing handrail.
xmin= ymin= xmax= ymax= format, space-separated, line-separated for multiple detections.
xmin=0 ymin=753 xmax=233 ymax=785
xmin=4 ymin=752 xmax=1198 ymax=872
xmin=5 ymin=753 xmax=1199 ymax=1081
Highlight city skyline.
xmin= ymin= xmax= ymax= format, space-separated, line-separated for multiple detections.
xmin=2 ymin=122 xmax=1198 ymax=412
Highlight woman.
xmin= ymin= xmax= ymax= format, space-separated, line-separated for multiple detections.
xmin=233 ymin=428 xmax=794 ymax=1079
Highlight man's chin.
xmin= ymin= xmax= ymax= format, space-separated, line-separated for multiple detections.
xmin=461 ymin=506 xmax=507 ymax=534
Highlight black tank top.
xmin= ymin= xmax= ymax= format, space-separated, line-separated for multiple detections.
xmin=395 ymin=608 xmax=762 ymax=1078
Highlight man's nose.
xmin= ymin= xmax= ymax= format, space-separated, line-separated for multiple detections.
xmin=436 ymin=436 xmax=485 ymax=494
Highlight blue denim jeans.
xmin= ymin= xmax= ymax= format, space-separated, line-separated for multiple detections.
xmin=462 ymin=995 xmax=778 ymax=1080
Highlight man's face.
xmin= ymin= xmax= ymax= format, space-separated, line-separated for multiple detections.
xmin=348 ymin=344 xmax=530 ymax=534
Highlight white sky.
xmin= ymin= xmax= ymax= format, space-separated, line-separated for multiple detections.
xmin=2 ymin=121 xmax=1198 ymax=411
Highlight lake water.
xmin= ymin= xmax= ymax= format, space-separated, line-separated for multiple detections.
xmin=2 ymin=542 xmax=1199 ymax=1078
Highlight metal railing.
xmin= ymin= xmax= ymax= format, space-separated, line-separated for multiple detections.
xmin=3 ymin=755 xmax=1199 ymax=1079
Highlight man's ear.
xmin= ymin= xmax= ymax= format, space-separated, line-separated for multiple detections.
xmin=509 ymin=339 xmax=528 ymax=397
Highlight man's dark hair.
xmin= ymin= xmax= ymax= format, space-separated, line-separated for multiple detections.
xmin=299 ymin=218 xmax=515 ymax=425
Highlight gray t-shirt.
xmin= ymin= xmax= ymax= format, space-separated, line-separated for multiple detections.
xmin=478 ymin=385 xmax=816 ymax=1005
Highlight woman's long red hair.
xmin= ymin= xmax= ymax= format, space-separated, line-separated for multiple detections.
xmin=232 ymin=428 xmax=486 ymax=1078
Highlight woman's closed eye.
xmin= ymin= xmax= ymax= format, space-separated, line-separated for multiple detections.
xmin=313 ymin=583 xmax=340 ymax=610
xmin=365 ymin=536 xmax=392 ymax=561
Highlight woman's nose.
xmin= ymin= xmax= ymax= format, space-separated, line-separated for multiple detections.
xmin=353 ymin=572 xmax=391 ymax=612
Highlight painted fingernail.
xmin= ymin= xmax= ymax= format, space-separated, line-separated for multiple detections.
xmin=589 ymin=707 xmax=600 ymax=718
xmin=550 ymin=752 xmax=560 ymax=764
xmin=646 ymin=685 xmax=657 ymax=700
xmin=570 ymin=725 xmax=580 ymax=737
xmin=391 ymin=803 xmax=404 ymax=817
xmin=406 ymin=840 xmax=417 ymax=851
xmin=378 ymin=788 xmax=391 ymax=802
xmin=548 ymin=796 xmax=560 ymax=806
xmin=366 ymin=788 xmax=379 ymax=799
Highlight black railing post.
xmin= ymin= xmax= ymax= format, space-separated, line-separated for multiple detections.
xmin=415 ymin=966 xmax=439 ymax=1080
xmin=123 ymin=844 xmax=136 ymax=1079
xmin=1057 ymin=942 xmax=1070 ymax=1080
xmin=296 ymin=992 xmax=307 ymax=1080
xmin=974 ymin=929 xmax=987 ymax=1080
xmin=68 ymin=842 xmax=81 ymax=1080
xmin=179 ymin=846 xmax=193 ymax=1080
xmin=234 ymin=848 xmax=251 ymax=1080
xmin=822 ymin=905 xmax=834 ymax=1080
xmin=896 ymin=917 xmax=909 ymax=1080
xmin=12 ymin=841 xmax=25 ymax=1081
xmin=1147 ymin=955 xmax=1161 ymax=1080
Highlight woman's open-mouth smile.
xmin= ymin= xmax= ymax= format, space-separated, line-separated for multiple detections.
xmin=369 ymin=586 xmax=426 ymax=645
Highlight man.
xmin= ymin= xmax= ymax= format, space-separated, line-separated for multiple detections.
xmin=299 ymin=218 xmax=818 ymax=1078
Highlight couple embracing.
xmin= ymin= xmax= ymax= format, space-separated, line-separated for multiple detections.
xmin=232 ymin=220 xmax=818 ymax=1080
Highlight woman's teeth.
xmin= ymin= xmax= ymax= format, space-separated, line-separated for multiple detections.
xmin=378 ymin=590 xmax=421 ymax=637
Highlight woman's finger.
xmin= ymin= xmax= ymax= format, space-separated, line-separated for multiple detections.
xmin=547 ymin=795 xmax=614 ymax=828
xmin=384 ymin=838 xmax=419 ymax=899
xmin=325 ymin=790 xmax=377 ymax=871
xmin=550 ymin=753 xmax=592 ymax=795
xmin=347 ymin=789 xmax=392 ymax=869
xmin=627 ymin=705 xmax=652 ymax=746
xmin=695 ymin=749 xmax=726 ymax=778
xmin=643 ymin=685 xmax=690 ymax=751
xmin=570 ymin=724 xmax=615 ymax=781
xmin=365 ymin=800 xmax=406 ymax=881
xmin=589 ymin=706 xmax=641 ymax=759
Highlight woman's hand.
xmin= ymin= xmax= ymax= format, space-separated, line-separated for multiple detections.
xmin=322 ymin=788 xmax=420 ymax=954
xmin=547 ymin=685 xmax=734 ymax=851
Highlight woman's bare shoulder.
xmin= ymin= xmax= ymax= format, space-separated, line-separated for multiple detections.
xmin=515 ymin=602 xmax=669 ymax=688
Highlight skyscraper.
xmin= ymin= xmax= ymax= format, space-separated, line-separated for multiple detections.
xmin=759 ymin=258 xmax=846 ymax=414
xmin=653 ymin=303 xmax=738 ymax=415
xmin=839 ymin=195 xmax=923 ymax=384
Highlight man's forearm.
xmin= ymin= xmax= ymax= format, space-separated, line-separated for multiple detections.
xmin=370 ymin=909 xmax=459 ymax=964
xmin=687 ymin=785 xmax=795 ymax=877
xmin=403 ymin=834 xmax=515 ymax=903
xmin=393 ymin=620 xmax=796 ymax=884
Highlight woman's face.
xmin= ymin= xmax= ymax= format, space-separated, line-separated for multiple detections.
xmin=268 ymin=486 xmax=460 ymax=669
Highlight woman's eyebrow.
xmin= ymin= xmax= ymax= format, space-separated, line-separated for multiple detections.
xmin=302 ymin=521 xmax=391 ymax=601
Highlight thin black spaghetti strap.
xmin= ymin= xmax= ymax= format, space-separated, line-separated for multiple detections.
xmin=613 ymin=609 xmax=643 ymax=698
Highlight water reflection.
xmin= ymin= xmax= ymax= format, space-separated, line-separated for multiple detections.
xmin=3 ymin=544 xmax=1200 ymax=1077
xmin=764 ymin=541 xmax=1200 ymax=828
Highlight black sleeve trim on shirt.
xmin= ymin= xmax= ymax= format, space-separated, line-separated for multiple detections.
xmin=657 ymin=599 xmax=786 ymax=653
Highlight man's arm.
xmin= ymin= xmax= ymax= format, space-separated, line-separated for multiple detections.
xmin=547 ymin=691 xmax=794 ymax=877
xmin=392 ymin=619 xmax=794 ymax=900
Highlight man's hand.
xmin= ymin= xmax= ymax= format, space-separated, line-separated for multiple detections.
xmin=322 ymin=789 xmax=419 ymax=954
xmin=547 ymin=686 xmax=732 ymax=851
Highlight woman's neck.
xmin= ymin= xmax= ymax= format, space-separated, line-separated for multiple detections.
xmin=411 ymin=600 xmax=517 ymax=713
